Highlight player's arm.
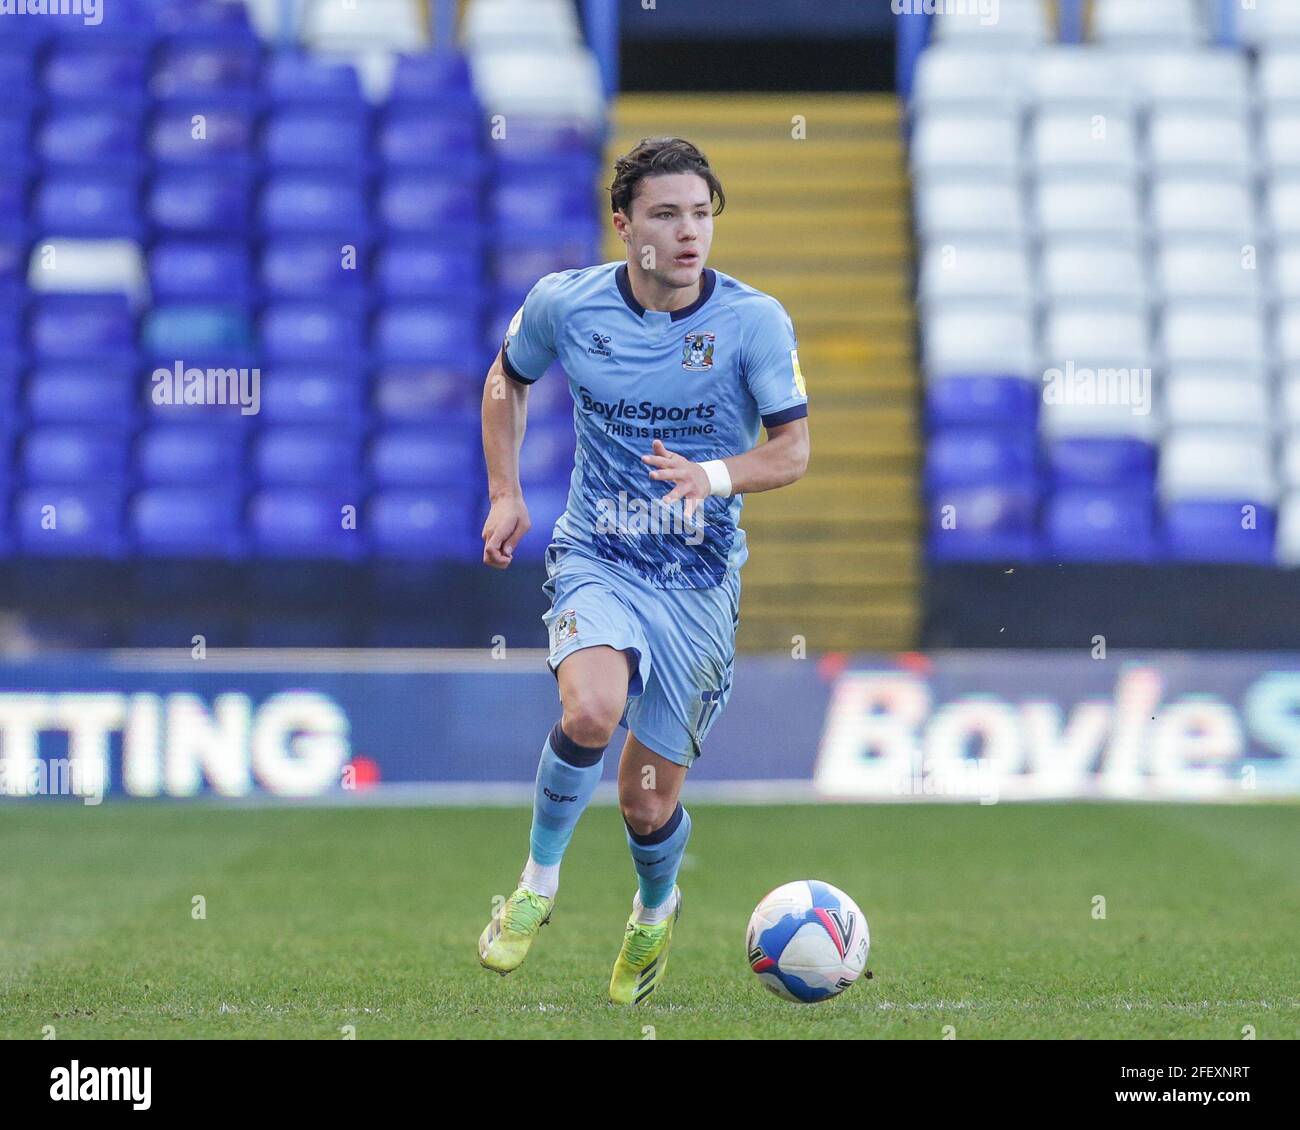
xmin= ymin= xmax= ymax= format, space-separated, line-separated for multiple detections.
xmin=642 ymin=418 xmax=810 ymax=515
xmin=480 ymin=348 xmax=531 ymax=569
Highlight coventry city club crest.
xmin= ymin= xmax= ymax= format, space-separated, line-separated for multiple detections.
xmin=682 ymin=332 xmax=715 ymax=372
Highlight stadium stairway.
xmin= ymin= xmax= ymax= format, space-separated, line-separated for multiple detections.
xmin=604 ymin=95 xmax=918 ymax=651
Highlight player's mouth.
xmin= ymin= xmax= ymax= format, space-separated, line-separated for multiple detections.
xmin=673 ymin=250 xmax=700 ymax=266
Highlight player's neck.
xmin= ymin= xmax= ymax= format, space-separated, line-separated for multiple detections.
xmin=624 ymin=262 xmax=701 ymax=314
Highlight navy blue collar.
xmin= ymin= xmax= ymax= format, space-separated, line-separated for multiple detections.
xmin=616 ymin=263 xmax=716 ymax=322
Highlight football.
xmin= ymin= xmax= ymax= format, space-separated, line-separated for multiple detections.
xmin=746 ymin=880 xmax=870 ymax=1003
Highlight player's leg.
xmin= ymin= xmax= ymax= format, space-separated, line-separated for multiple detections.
xmin=608 ymin=576 xmax=737 ymax=1003
xmin=480 ymin=644 xmax=631 ymax=974
xmin=608 ymin=729 xmax=693 ymax=1005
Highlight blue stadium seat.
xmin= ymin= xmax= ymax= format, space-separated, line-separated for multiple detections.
xmin=265 ymin=53 xmax=364 ymax=105
xmin=926 ymin=375 xmax=1039 ymax=429
xmin=372 ymin=365 xmax=479 ymax=423
xmin=924 ymin=428 xmax=1038 ymax=488
xmin=155 ymin=0 xmax=258 ymax=40
xmin=132 ymin=487 xmax=244 ymax=558
xmin=1047 ymin=437 xmax=1157 ymax=488
xmin=151 ymin=41 xmax=260 ymax=98
xmin=14 ymin=486 xmax=127 ymax=558
xmin=29 ymin=295 xmax=135 ymax=360
xmin=373 ymin=240 xmax=482 ymax=298
xmin=0 ymin=110 xmax=33 ymax=163
xmin=368 ymin=488 xmax=479 ymax=560
xmin=43 ymin=43 xmax=148 ymax=99
xmin=390 ymin=52 xmax=474 ymax=100
xmin=512 ymin=485 xmax=570 ymax=561
xmin=34 ymin=173 xmax=142 ymax=237
xmin=248 ymin=488 xmax=364 ymax=559
xmin=38 ymin=108 xmax=144 ymax=167
xmin=377 ymin=174 xmax=480 ymax=231
xmin=373 ymin=303 xmax=481 ymax=363
xmin=492 ymin=178 xmax=596 ymax=228
xmin=148 ymin=105 xmax=254 ymax=165
xmin=371 ymin=429 xmax=478 ymax=486
xmin=149 ymin=239 xmax=253 ymax=301
xmin=136 ymin=425 xmax=244 ymax=482
xmin=1045 ymin=488 xmax=1159 ymax=561
xmin=927 ymin=484 xmax=1041 ymax=561
xmin=376 ymin=106 xmax=482 ymax=167
xmin=1164 ymin=501 xmax=1278 ymax=562
xmin=260 ymin=174 xmax=370 ymax=235
xmin=261 ymin=238 xmax=369 ymax=299
xmin=261 ymin=303 xmax=365 ymax=360
xmin=0 ymin=49 xmax=35 ymax=100
xmin=492 ymin=226 xmax=599 ymax=293
xmin=148 ymin=170 xmax=253 ymax=233
xmin=22 ymin=427 xmax=130 ymax=483
xmin=262 ymin=108 xmax=370 ymax=169
xmin=519 ymin=424 xmax=576 ymax=485
xmin=141 ymin=305 xmax=253 ymax=357
xmin=523 ymin=365 xmax=575 ymax=420
xmin=253 ymin=428 xmax=362 ymax=486
xmin=258 ymin=365 xmax=367 ymax=424
xmin=26 ymin=362 xmax=137 ymax=425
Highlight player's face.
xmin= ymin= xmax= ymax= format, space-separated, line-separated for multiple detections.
xmin=619 ymin=173 xmax=714 ymax=289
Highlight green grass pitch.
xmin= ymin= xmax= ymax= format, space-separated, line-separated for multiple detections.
xmin=1 ymin=802 xmax=1296 ymax=1039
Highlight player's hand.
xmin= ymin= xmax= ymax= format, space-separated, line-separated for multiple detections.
xmin=482 ymin=494 xmax=530 ymax=569
xmin=642 ymin=439 xmax=710 ymax=519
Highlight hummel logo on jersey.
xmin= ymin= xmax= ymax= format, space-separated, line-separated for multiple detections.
xmin=587 ymin=332 xmax=613 ymax=358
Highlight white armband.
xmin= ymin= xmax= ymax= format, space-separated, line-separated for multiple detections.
xmin=699 ymin=459 xmax=733 ymax=498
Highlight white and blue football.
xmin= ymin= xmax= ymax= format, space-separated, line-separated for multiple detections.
xmin=746 ymin=880 xmax=870 ymax=1003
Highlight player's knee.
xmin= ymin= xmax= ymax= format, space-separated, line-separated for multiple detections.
xmin=619 ymin=789 xmax=674 ymax=837
xmin=560 ymin=693 xmax=622 ymax=749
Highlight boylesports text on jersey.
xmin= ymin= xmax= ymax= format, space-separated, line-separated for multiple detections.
xmin=577 ymin=386 xmax=718 ymax=439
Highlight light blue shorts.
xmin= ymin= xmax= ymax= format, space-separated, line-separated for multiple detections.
xmin=541 ymin=540 xmax=740 ymax=767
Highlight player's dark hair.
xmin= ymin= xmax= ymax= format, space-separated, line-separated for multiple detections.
xmin=609 ymin=137 xmax=726 ymax=218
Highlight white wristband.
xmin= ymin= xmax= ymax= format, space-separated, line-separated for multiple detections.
xmin=699 ymin=459 xmax=733 ymax=498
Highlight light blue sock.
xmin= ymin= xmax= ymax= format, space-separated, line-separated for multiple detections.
xmin=527 ymin=722 xmax=606 ymax=877
xmin=626 ymin=803 xmax=691 ymax=911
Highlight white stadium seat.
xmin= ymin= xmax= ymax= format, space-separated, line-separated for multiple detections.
xmin=471 ymin=48 xmax=605 ymax=126
xmin=1164 ymin=374 xmax=1272 ymax=431
xmin=1031 ymin=110 xmax=1139 ymax=174
xmin=1267 ymin=178 xmax=1300 ymax=238
xmin=923 ymin=306 xmax=1035 ymax=377
xmin=1167 ymin=362 xmax=1271 ymax=388
xmin=1262 ymin=114 xmax=1300 ymax=172
xmin=1029 ymin=48 xmax=1136 ymax=110
xmin=931 ymin=0 xmax=1049 ymax=51
xmin=1283 ymin=373 xmax=1300 ymax=425
xmin=1148 ymin=111 xmax=1254 ymax=175
xmin=911 ymin=49 xmax=1033 ymax=112
xmin=463 ymin=0 xmax=582 ymax=51
xmin=1040 ymin=242 xmax=1147 ymax=305
xmin=919 ymin=242 xmax=1033 ymax=305
xmin=1237 ymin=0 xmax=1300 ymax=47
xmin=1275 ymin=243 xmax=1300 ymax=300
xmin=1155 ymin=240 xmax=1263 ymax=304
xmin=1093 ymin=0 xmax=1207 ymax=47
xmin=1162 ymin=305 xmax=1269 ymax=366
xmin=1276 ymin=493 xmax=1300 ymax=564
xmin=1159 ymin=430 xmax=1279 ymax=503
xmin=910 ymin=111 xmax=1021 ymax=176
xmin=1134 ymin=51 xmax=1252 ymax=110
xmin=1274 ymin=303 xmax=1300 ymax=364
xmin=1043 ymin=305 xmax=1151 ymax=364
xmin=301 ymin=0 xmax=428 ymax=51
xmin=916 ymin=180 xmax=1027 ymax=240
xmin=1257 ymin=53 xmax=1300 ymax=106
xmin=25 ymin=239 xmax=147 ymax=301
xmin=1151 ymin=178 xmax=1258 ymax=241
xmin=1281 ymin=433 xmax=1300 ymax=485
xmin=1039 ymin=398 xmax=1160 ymax=441
xmin=1035 ymin=176 xmax=1142 ymax=240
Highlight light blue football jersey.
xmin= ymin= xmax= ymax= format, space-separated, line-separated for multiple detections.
xmin=501 ymin=262 xmax=808 ymax=589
